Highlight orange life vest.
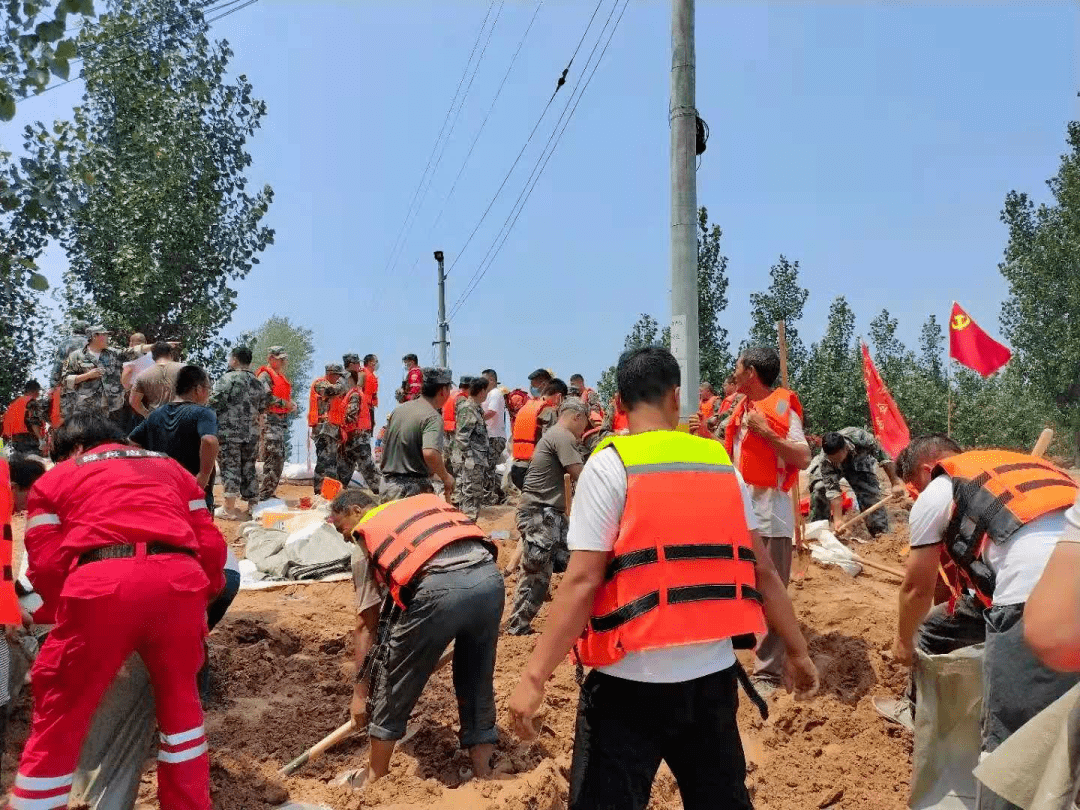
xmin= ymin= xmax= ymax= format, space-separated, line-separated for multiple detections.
xmin=443 ymin=391 xmax=467 ymax=432
xmin=696 ymin=395 xmax=719 ymax=437
xmin=582 ymin=388 xmax=604 ymax=427
xmin=512 ymin=399 xmax=548 ymax=461
xmin=353 ymin=494 xmax=496 ymax=607
xmin=724 ymin=388 xmax=803 ymax=492
xmin=342 ymin=386 xmax=373 ymax=437
xmin=932 ymin=450 xmax=1078 ymax=608
xmin=574 ymin=432 xmax=767 ymax=668
xmin=308 ymin=377 xmax=347 ymax=428
xmin=49 ymin=387 xmax=62 ymax=429
xmin=258 ymin=365 xmax=293 ymax=416
xmin=1 ymin=395 xmax=32 ymax=440
xmin=0 ymin=460 xmax=23 ymax=623
xmin=363 ymin=370 xmax=379 ymax=408
xmin=612 ymin=409 xmax=629 ymax=433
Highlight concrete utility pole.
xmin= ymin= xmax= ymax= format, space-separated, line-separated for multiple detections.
xmin=434 ymin=251 xmax=449 ymax=368
xmin=669 ymin=0 xmax=699 ymax=420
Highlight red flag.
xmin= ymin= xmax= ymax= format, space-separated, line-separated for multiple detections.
xmin=860 ymin=342 xmax=911 ymax=459
xmin=949 ymin=302 xmax=1011 ymax=377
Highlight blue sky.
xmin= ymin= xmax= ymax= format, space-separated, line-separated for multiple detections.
xmin=12 ymin=0 xmax=1080 ymax=428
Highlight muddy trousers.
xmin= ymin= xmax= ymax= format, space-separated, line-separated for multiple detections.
xmin=9 ymin=554 xmax=211 ymax=810
xmin=753 ymin=535 xmax=793 ymax=683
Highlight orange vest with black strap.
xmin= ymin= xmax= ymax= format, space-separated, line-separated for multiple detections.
xmin=696 ymin=395 xmax=719 ymax=437
xmin=342 ymin=386 xmax=373 ymax=438
xmin=575 ymin=431 xmax=767 ymax=668
xmin=308 ymin=377 xmax=347 ymax=428
xmin=512 ymin=398 xmax=548 ymax=461
xmin=443 ymin=391 xmax=467 ymax=432
xmin=933 ymin=450 xmax=1078 ymax=608
xmin=353 ymin=494 xmax=497 ymax=607
xmin=582 ymin=388 xmax=604 ymax=427
xmin=1 ymin=395 xmax=32 ymax=440
xmin=258 ymin=365 xmax=293 ymax=416
xmin=724 ymin=388 xmax=803 ymax=492
xmin=363 ymin=370 xmax=379 ymax=408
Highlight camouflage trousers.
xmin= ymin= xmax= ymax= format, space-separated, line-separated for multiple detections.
xmin=443 ymin=432 xmax=457 ymax=476
xmin=505 ymin=503 xmax=569 ymax=635
xmin=313 ymin=433 xmax=341 ymax=494
xmin=809 ymin=460 xmax=889 ymax=535
xmin=340 ymin=431 xmax=383 ymax=494
xmin=259 ymin=435 xmax=286 ymax=502
xmin=452 ymin=448 xmax=487 ymax=521
xmin=484 ymin=437 xmax=507 ymax=505
xmin=219 ymin=439 xmax=259 ymax=502
xmin=380 ymin=474 xmax=435 ymax=504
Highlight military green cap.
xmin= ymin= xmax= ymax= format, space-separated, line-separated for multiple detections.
xmin=268 ymin=345 xmax=288 ymax=359
xmin=423 ymin=367 xmax=452 ymax=386
xmin=86 ymin=324 xmax=110 ymax=337
xmin=343 ymin=353 xmax=360 ymax=366
xmin=325 ymin=363 xmax=345 ymax=375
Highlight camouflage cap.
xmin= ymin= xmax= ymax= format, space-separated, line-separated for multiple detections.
xmin=459 ymin=375 xmax=473 ymax=387
xmin=71 ymin=319 xmax=90 ymax=334
xmin=423 ymin=367 xmax=453 ymax=386
xmin=268 ymin=345 xmax=288 ymax=359
xmin=86 ymin=324 xmax=110 ymax=336
xmin=342 ymin=353 xmax=360 ymax=366
xmin=325 ymin=362 xmax=345 ymax=375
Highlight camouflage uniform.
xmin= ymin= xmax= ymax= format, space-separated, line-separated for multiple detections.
xmin=60 ymin=344 xmax=140 ymax=422
xmin=256 ymin=365 xmax=292 ymax=502
xmin=485 ymin=436 xmax=507 ymax=505
xmin=452 ymin=398 xmax=488 ymax=520
xmin=581 ymin=427 xmax=612 ymax=457
xmin=505 ymin=503 xmax=569 ymax=635
xmin=210 ymin=368 xmax=269 ymax=503
xmin=808 ymin=426 xmax=892 ymax=535
xmin=340 ymin=388 xmax=382 ymax=494
xmin=311 ymin=370 xmax=349 ymax=493
xmin=380 ymin=475 xmax=435 ymax=503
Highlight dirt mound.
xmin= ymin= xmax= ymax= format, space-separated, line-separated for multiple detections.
xmin=4 ymin=485 xmax=915 ymax=809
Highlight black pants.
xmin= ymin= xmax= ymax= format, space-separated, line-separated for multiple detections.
xmin=569 ymin=666 xmax=753 ymax=810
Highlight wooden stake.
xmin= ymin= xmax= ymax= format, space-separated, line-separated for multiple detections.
xmin=833 ymin=495 xmax=898 ymax=535
xmin=776 ymin=321 xmax=807 ymax=575
xmin=1031 ymin=428 xmax=1054 ymax=459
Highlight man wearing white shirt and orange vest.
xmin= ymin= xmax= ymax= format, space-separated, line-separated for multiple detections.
xmin=724 ymin=346 xmax=811 ymax=694
xmin=509 ymin=347 xmax=818 ymax=810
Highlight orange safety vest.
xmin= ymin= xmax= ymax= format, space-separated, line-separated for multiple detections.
xmin=724 ymin=388 xmax=803 ymax=492
xmin=696 ymin=395 xmax=719 ymax=437
xmin=575 ymin=432 xmax=766 ymax=668
xmin=258 ymin=365 xmax=293 ymax=416
xmin=612 ymin=409 xmax=629 ymax=433
xmin=0 ymin=460 xmax=23 ymax=623
xmin=363 ymin=370 xmax=379 ymax=408
xmin=582 ymin=388 xmax=604 ymax=427
xmin=1 ymin=395 xmax=32 ymax=440
xmin=353 ymin=494 xmax=496 ymax=607
xmin=512 ymin=399 xmax=548 ymax=461
xmin=443 ymin=391 xmax=467 ymax=432
xmin=49 ymin=387 xmax=62 ymax=429
xmin=307 ymin=377 xmax=347 ymax=428
xmin=342 ymin=386 xmax=373 ymax=437
xmin=933 ymin=450 xmax=1079 ymax=608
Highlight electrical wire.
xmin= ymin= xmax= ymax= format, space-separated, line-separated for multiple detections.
xmin=447 ymin=0 xmax=630 ymax=320
xmin=374 ymin=0 xmax=500 ymax=289
xmin=397 ymin=0 xmax=544 ymax=284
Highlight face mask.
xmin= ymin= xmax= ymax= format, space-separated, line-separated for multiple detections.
xmin=530 ymin=386 xmax=541 ymax=397
xmin=373 ymin=362 xmax=380 ymax=373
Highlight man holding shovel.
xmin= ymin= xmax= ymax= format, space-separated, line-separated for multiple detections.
xmin=328 ymin=488 xmax=504 ymax=784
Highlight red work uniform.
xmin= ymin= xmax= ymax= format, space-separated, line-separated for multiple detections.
xmin=405 ymin=366 xmax=423 ymax=401
xmin=13 ymin=444 xmax=227 ymax=810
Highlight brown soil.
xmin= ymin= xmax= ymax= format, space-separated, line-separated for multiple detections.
xmin=4 ymin=485 xmax=917 ymax=810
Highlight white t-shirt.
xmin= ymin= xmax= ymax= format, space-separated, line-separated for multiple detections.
xmin=566 ymin=445 xmax=760 ymax=683
xmin=483 ymin=388 xmax=507 ymax=439
xmin=1065 ymin=492 xmax=1080 ymax=543
xmin=909 ymin=474 xmax=1068 ymax=606
xmin=733 ymin=409 xmax=806 ymax=538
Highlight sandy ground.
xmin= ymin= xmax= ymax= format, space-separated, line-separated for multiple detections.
xmin=4 ymin=483 xmax=917 ymax=810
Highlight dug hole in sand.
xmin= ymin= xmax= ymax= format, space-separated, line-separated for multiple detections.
xmin=3 ymin=486 xmax=916 ymax=810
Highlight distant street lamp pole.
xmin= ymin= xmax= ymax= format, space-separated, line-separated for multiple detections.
xmin=434 ymin=250 xmax=449 ymax=368
xmin=670 ymin=0 xmax=699 ymax=420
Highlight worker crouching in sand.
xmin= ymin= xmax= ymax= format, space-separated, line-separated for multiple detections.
xmin=328 ymin=489 xmax=504 ymax=784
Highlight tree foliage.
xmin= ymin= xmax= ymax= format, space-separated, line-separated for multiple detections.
xmin=597 ymin=314 xmax=667 ymax=403
xmin=248 ymin=315 xmax=315 ymax=401
xmin=53 ymin=0 xmax=273 ymax=370
xmin=800 ymin=296 xmax=863 ymax=433
xmin=744 ymin=256 xmax=809 ymax=379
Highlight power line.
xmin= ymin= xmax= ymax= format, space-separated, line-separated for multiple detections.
xmin=374 ymin=0 xmax=501 ymax=290
xmin=445 ymin=0 xmax=607 ymax=277
xmin=448 ymin=0 xmax=630 ymax=320
xmin=399 ymin=0 xmax=544 ymax=283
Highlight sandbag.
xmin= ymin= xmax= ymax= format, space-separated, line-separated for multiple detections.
xmin=909 ymin=645 xmax=983 ymax=810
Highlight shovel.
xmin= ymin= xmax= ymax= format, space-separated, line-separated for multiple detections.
xmin=805 ymin=522 xmax=905 ymax=580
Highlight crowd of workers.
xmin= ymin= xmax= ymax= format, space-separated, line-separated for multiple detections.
xmin=2 ymin=321 xmax=1080 ymax=810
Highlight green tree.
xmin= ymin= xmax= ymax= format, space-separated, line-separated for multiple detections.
xmin=999 ymin=117 xmax=1080 ymax=461
xmin=696 ymin=206 xmax=733 ymax=387
xmin=597 ymin=313 xmax=666 ymax=403
xmin=53 ymin=0 xmax=273 ymax=370
xmin=248 ymin=315 xmax=313 ymax=457
xmin=743 ymin=255 xmax=809 ymax=379
xmin=918 ymin=314 xmax=946 ymax=385
xmin=801 ymin=296 xmax=863 ymax=433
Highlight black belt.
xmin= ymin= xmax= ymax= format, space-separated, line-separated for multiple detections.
xmin=78 ymin=543 xmax=196 ymax=567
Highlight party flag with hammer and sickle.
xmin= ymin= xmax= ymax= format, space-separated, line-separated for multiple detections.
xmin=949 ymin=302 xmax=1012 ymax=377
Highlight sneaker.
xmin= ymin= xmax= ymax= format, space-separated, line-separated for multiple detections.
xmin=872 ymin=696 xmax=914 ymax=732
xmin=749 ymin=676 xmax=780 ymax=699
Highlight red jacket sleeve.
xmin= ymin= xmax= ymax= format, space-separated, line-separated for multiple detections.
xmin=179 ymin=472 xmax=227 ymax=598
xmin=24 ymin=478 xmax=68 ymax=620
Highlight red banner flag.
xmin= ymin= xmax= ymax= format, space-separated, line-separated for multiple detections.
xmin=860 ymin=342 xmax=911 ymax=459
xmin=949 ymin=301 xmax=1011 ymax=377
